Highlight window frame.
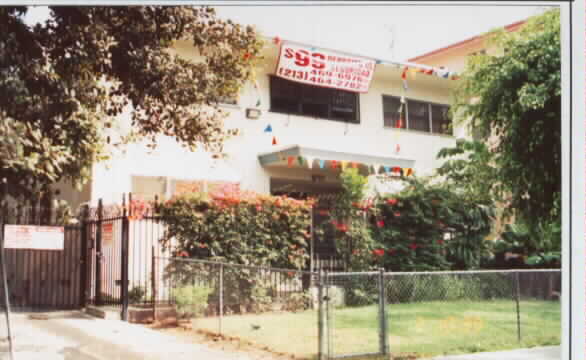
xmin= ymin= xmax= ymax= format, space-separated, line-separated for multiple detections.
xmin=269 ymin=75 xmax=361 ymax=124
xmin=381 ymin=95 xmax=452 ymax=136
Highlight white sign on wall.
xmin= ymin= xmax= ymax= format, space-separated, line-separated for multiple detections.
xmin=3 ymin=225 xmax=65 ymax=251
xmin=275 ymin=42 xmax=376 ymax=93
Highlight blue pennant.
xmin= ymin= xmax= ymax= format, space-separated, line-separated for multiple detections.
xmin=384 ymin=166 xmax=390 ymax=173
xmin=319 ymin=160 xmax=325 ymax=169
xmin=264 ymin=124 xmax=273 ymax=133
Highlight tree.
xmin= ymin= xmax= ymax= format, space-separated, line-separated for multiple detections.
xmin=449 ymin=9 xmax=560 ymax=231
xmin=0 ymin=6 xmax=263 ymax=202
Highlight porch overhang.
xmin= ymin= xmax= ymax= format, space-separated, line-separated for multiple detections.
xmin=258 ymin=145 xmax=415 ymax=171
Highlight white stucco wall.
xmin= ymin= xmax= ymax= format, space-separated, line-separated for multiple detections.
xmin=86 ymin=41 xmax=465 ymax=205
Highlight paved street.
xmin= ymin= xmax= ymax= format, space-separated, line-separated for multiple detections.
xmin=0 ymin=311 xmax=253 ymax=360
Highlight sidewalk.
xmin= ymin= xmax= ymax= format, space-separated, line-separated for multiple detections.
xmin=426 ymin=346 xmax=560 ymax=360
xmin=0 ymin=311 xmax=254 ymax=360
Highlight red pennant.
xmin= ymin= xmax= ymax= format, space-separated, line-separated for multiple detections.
xmin=331 ymin=160 xmax=338 ymax=169
xmin=425 ymin=69 xmax=434 ymax=75
xmin=351 ymin=162 xmax=358 ymax=169
xmin=392 ymin=167 xmax=402 ymax=174
xmin=272 ymin=136 xmax=277 ymax=145
xmin=287 ymin=156 xmax=294 ymax=167
xmin=397 ymin=117 xmax=403 ymax=129
xmin=401 ymin=67 xmax=408 ymax=80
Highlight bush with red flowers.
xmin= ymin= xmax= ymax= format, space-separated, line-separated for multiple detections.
xmin=371 ymin=177 xmax=494 ymax=271
xmin=158 ymin=184 xmax=313 ymax=270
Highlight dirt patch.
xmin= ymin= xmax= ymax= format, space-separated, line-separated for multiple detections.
xmin=146 ymin=321 xmax=419 ymax=360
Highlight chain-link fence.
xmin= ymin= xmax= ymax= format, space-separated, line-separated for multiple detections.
xmin=150 ymin=258 xmax=560 ymax=360
xmin=153 ymin=257 xmax=321 ymax=359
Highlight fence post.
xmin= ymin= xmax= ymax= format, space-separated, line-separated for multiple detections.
xmin=121 ymin=193 xmax=130 ymax=321
xmin=378 ymin=268 xmax=389 ymax=356
xmin=95 ymin=199 xmax=103 ymax=306
xmin=514 ymin=271 xmax=521 ymax=343
xmin=79 ymin=204 xmax=89 ymax=308
xmin=219 ymin=263 xmax=223 ymax=335
xmin=0 ymin=179 xmax=14 ymax=360
xmin=317 ymin=269 xmax=326 ymax=360
xmin=151 ymin=245 xmax=157 ymax=323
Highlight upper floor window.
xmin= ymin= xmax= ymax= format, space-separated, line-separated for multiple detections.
xmin=270 ymin=76 xmax=360 ymax=124
xmin=382 ymin=95 xmax=451 ymax=135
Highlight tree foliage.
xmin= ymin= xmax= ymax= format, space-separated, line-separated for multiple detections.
xmin=0 ymin=6 xmax=263 ymax=201
xmin=450 ymin=9 xmax=561 ymax=229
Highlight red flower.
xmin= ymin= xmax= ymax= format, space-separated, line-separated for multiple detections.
xmin=386 ymin=198 xmax=398 ymax=206
xmin=178 ymin=251 xmax=189 ymax=257
xmin=376 ymin=220 xmax=385 ymax=228
xmin=256 ymin=205 xmax=262 ymax=211
xmin=243 ymin=52 xmax=251 ymax=60
xmin=394 ymin=212 xmax=401 ymax=217
xmin=409 ymin=243 xmax=418 ymax=250
xmin=373 ymin=249 xmax=385 ymax=257
xmin=437 ymin=239 xmax=445 ymax=245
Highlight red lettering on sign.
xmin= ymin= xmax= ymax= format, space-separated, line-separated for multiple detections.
xmin=311 ymin=53 xmax=326 ymax=69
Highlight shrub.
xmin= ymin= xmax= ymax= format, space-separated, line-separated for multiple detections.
xmin=128 ymin=285 xmax=146 ymax=304
xmin=172 ymin=285 xmax=214 ymax=319
xmin=372 ymin=177 xmax=493 ymax=271
xmin=158 ymin=184 xmax=312 ymax=270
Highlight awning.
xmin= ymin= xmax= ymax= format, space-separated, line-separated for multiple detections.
xmin=258 ymin=145 xmax=415 ymax=173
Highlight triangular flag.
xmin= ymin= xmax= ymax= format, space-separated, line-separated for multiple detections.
xmin=297 ymin=156 xmax=304 ymax=166
xmin=397 ymin=117 xmax=403 ymax=129
xmin=319 ymin=159 xmax=325 ymax=169
xmin=264 ymin=124 xmax=273 ymax=133
xmin=374 ymin=164 xmax=381 ymax=174
xmin=287 ymin=156 xmax=294 ymax=167
xmin=384 ymin=166 xmax=390 ymax=173
xmin=402 ymin=168 xmax=408 ymax=176
xmin=272 ymin=136 xmax=277 ymax=145
xmin=306 ymin=156 xmax=315 ymax=169
xmin=406 ymin=168 xmax=413 ymax=176
xmin=331 ymin=160 xmax=338 ymax=169
xmin=401 ymin=66 xmax=408 ymax=80
xmin=392 ymin=167 xmax=402 ymax=174
xmin=340 ymin=160 xmax=347 ymax=170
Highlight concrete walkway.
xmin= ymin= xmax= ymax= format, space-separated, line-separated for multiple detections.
xmin=0 ymin=311 xmax=254 ymax=360
xmin=427 ymin=346 xmax=560 ymax=360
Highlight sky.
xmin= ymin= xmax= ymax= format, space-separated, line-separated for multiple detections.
xmin=24 ymin=4 xmax=553 ymax=61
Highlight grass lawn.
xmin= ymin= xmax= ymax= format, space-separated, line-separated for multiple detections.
xmin=193 ymin=300 xmax=560 ymax=359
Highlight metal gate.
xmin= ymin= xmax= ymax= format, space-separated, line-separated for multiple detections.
xmin=324 ymin=270 xmax=389 ymax=359
xmin=0 ymin=206 xmax=84 ymax=311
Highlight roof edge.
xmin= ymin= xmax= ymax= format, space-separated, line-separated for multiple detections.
xmin=408 ymin=19 xmax=526 ymax=63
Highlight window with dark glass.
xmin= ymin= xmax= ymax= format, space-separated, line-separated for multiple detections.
xmin=382 ymin=96 xmax=451 ymax=135
xmin=382 ymin=95 xmax=402 ymax=128
xmin=407 ymin=99 xmax=431 ymax=132
xmin=431 ymin=104 xmax=451 ymax=135
xmin=270 ymin=76 xmax=359 ymax=123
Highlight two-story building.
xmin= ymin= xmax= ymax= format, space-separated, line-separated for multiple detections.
xmin=55 ymin=19 xmax=525 ymax=210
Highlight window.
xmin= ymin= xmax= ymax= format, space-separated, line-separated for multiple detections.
xmin=407 ymin=99 xmax=431 ymax=132
xmin=382 ymin=96 xmax=452 ymax=135
xmin=270 ymin=76 xmax=360 ymax=123
xmin=131 ymin=176 xmax=238 ymax=200
xmin=382 ymin=95 xmax=402 ymax=128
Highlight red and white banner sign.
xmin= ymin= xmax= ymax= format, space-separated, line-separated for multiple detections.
xmin=275 ymin=42 xmax=376 ymax=93
xmin=3 ymin=225 xmax=65 ymax=250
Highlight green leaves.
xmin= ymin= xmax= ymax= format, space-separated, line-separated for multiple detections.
xmin=1 ymin=6 xmax=263 ymax=201
xmin=449 ymin=9 xmax=561 ymax=232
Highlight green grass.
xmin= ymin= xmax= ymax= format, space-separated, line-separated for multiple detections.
xmin=193 ymin=300 xmax=560 ymax=359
